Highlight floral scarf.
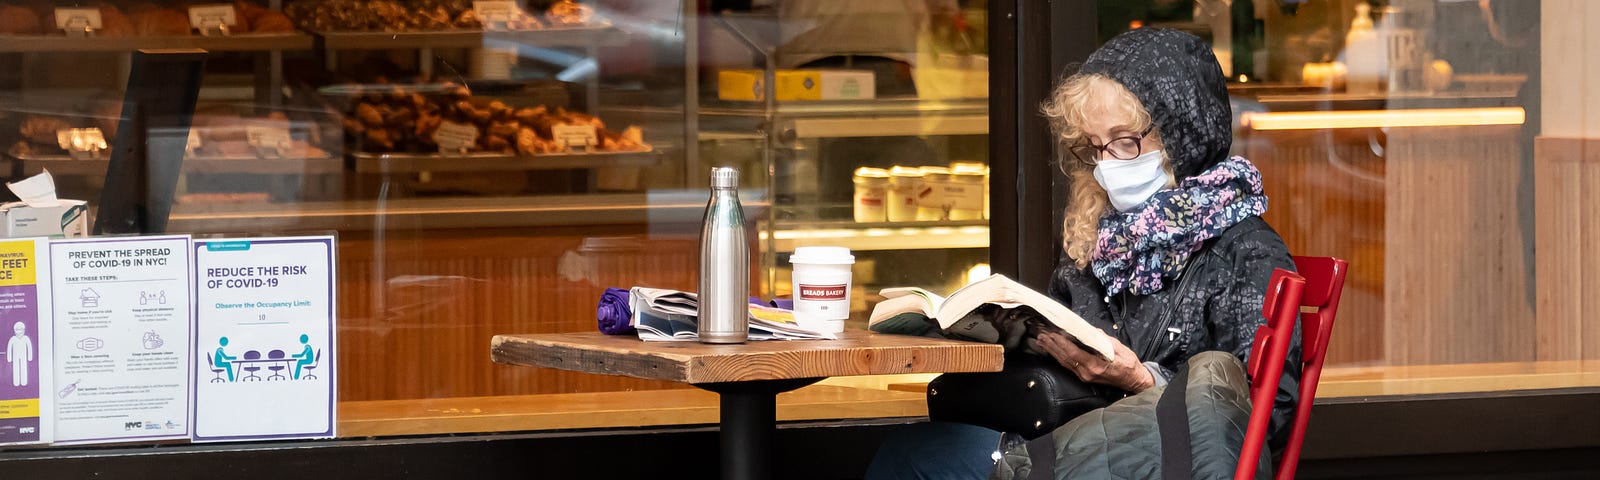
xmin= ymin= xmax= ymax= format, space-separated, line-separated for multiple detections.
xmin=1091 ymin=156 xmax=1268 ymax=296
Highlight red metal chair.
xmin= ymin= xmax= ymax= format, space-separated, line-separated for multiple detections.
xmin=1273 ymin=256 xmax=1349 ymax=480
xmin=1234 ymin=257 xmax=1349 ymax=480
xmin=1234 ymin=268 xmax=1305 ymax=480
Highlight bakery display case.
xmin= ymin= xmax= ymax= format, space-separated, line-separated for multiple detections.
xmin=698 ymin=98 xmax=992 ymax=316
xmin=0 ymin=0 xmax=700 ymax=404
xmin=695 ymin=3 xmax=994 ymax=322
xmin=0 ymin=0 xmax=996 ymax=402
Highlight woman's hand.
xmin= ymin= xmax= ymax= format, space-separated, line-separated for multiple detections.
xmin=1036 ymin=332 xmax=1157 ymax=394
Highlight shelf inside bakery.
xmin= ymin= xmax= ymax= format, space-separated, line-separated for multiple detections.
xmin=4 ymin=152 xmax=341 ymax=176
xmin=166 ymin=190 xmax=772 ymax=233
xmin=311 ymin=24 xmax=626 ymax=50
xmin=699 ymin=98 xmax=990 ymax=138
xmin=0 ymin=33 xmax=314 ymax=53
xmin=351 ymin=149 xmax=660 ymax=174
xmin=765 ymin=219 xmax=989 ymax=252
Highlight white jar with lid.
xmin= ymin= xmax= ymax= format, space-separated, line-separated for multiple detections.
xmin=917 ymin=166 xmax=953 ymax=221
xmin=887 ymin=165 xmax=923 ymax=222
xmin=948 ymin=163 xmax=987 ymax=221
xmin=852 ymin=167 xmax=890 ymax=223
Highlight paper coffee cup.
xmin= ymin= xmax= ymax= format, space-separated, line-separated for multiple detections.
xmin=790 ymin=246 xmax=855 ymax=333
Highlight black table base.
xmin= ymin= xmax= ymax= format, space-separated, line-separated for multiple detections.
xmin=697 ymin=378 xmax=825 ymax=480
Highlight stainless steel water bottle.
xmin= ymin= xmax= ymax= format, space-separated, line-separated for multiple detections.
xmin=698 ymin=167 xmax=749 ymax=343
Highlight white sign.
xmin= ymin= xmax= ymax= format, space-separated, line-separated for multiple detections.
xmin=56 ymin=128 xmax=108 ymax=160
xmin=191 ymin=237 xmax=335 ymax=442
xmin=245 ymin=126 xmax=293 ymax=157
xmin=53 ymin=8 xmax=104 ymax=31
xmin=187 ymin=4 xmax=237 ymax=34
xmin=0 ymin=238 xmax=53 ymax=446
xmin=434 ymin=121 xmax=480 ymax=153
xmin=552 ymin=124 xmax=597 ymax=148
xmin=49 ymin=235 xmax=192 ymax=444
xmin=472 ymin=1 xmax=517 ymax=29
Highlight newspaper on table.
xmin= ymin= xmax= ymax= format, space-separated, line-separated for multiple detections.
xmin=628 ymin=287 xmax=836 ymax=341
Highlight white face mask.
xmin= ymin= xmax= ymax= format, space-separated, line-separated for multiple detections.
xmin=1093 ymin=149 xmax=1169 ymax=212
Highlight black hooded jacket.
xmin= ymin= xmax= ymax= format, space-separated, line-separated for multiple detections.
xmin=1050 ymin=28 xmax=1301 ymax=447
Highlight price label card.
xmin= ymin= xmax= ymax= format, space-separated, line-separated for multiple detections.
xmin=433 ymin=122 xmax=480 ymax=152
xmin=188 ymin=5 xmax=238 ymax=30
xmin=56 ymin=128 xmax=108 ymax=159
xmin=552 ymin=124 xmax=597 ymax=148
xmin=54 ymin=8 xmax=104 ymax=31
xmin=472 ymin=1 xmax=517 ymax=28
xmin=245 ymin=126 xmax=293 ymax=157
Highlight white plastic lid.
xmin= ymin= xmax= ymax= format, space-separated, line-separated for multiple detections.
xmin=790 ymin=246 xmax=855 ymax=265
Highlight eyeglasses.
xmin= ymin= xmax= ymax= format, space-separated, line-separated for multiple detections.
xmin=1067 ymin=125 xmax=1156 ymax=167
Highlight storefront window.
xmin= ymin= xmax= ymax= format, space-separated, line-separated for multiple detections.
xmin=0 ymin=0 xmax=1591 ymax=449
xmin=0 ymin=0 xmax=995 ymax=441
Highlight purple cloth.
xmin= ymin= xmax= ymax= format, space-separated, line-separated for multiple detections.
xmin=597 ymin=287 xmax=635 ymax=335
xmin=749 ymin=297 xmax=795 ymax=310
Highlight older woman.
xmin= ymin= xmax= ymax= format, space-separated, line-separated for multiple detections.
xmin=867 ymin=28 xmax=1300 ymax=479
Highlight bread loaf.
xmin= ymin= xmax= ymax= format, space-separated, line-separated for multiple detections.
xmin=131 ymin=8 xmax=192 ymax=36
xmin=0 ymin=5 xmax=43 ymax=35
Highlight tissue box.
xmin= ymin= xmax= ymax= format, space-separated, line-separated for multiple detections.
xmin=0 ymin=200 xmax=89 ymax=238
xmin=717 ymin=70 xmax=822 ymax=101
xmin=818 ymin=70 xmax=876 ymax=100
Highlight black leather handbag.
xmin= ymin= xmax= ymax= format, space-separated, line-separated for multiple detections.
xmin=927 ymin=350 xmax=1124 ymax=440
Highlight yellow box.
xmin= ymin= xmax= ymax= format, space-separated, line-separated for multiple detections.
xmin=717 ymin=70 xmax=822 ymax=101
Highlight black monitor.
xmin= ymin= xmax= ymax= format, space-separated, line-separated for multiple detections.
xmin=93 ymin=49 xmax=207 ymax=235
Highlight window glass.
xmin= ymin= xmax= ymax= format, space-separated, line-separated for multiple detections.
xmin=1077 ymin=0 xmax=1581 ymax=398
xmin=0 ymin=0 xmax=991 ymax=440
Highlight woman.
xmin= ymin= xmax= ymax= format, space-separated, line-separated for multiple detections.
xmin=867 ymin=28 xmax=1300 ymax=479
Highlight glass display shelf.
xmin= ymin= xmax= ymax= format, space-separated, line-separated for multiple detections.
xmin=766 ymin=219 xmax=988 ymax=252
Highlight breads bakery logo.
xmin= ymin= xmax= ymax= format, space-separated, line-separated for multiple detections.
xmin=798 ymin=284 xmax=847 ymax=301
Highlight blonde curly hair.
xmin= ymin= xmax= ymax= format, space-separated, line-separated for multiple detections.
xmin=1041 ymin=73 xmax=1173 ymax=268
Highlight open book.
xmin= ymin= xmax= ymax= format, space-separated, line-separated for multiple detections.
xmin=867 ymin=274 xmax=1114 ymax=361
xmin=629 ymin=287 xmax=835 ymax=341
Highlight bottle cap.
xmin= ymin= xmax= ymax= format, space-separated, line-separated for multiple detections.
xmin=710 ymin=167 xmax=740 ymax=188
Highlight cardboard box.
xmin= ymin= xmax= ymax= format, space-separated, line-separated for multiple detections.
xmin=0 ymin=200 xmax=89 ymax=238
xmin=818 ymin=70 xmax=876 ymax=100
xmin=717 ymin=70 xmax=822 ymax=101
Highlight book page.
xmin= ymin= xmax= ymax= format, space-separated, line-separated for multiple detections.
xmin=934 ymin=274 xmax=1115 ymax=361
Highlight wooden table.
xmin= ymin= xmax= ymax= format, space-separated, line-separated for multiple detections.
xmin=490 ymin=330 xmax=1003 ymax=480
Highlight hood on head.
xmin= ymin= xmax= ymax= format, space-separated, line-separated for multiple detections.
xmin=1078 ymin=28 xmax=1232 ymax=181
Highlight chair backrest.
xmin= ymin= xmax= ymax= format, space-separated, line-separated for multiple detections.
xmin=205 ymin=351 xmax=217 ymax=370
xmin=1235 ymin=268 xmax=1305 ymax=480
xmin=1273 ymin=256 xmax=1349 ymax=480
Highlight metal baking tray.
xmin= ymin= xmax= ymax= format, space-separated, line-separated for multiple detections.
xmin=312 ymin=23 xmax=623 ymax=50
xmin=6 ymin=145 xmax=340 ymax=176
xmin=0 ymin=33 xmax=313 ymax=53
xmin=351 ymin=148 xmax=658 ymax=174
